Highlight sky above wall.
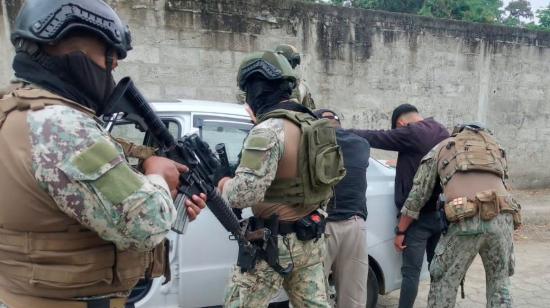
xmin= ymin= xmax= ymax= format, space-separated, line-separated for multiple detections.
xmin=503 ymin=0 xmax=549 ymax=22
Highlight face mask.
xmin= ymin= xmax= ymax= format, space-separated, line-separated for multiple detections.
xmin=50 ymin=51 xmax=116 ymax=114
xmin=245 ymin=78 xmax=292 ymax=116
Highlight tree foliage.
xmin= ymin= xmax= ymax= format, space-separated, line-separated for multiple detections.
xmin=418 ymin=0 xmax=503 ymax=23
xmin=536 ymin=4 xmax=550 ymax=29
xmin=299 ymin=0 xmax=550 ymax=30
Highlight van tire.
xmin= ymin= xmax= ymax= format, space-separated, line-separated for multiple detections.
xmin=366 ymin=265 xmax=379 ymax=308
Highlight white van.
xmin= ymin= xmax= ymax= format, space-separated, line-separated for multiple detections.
xmin=110 ymin=99 xmax=425 ymax=308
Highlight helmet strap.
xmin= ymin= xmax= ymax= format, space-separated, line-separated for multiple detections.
xmin=14 ymin=39 xmax=53 ymax=70
xmin=98 ymin=47 xmax=115 ymax=115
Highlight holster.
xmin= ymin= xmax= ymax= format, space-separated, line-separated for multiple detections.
xmin=237 ymin=215 xmax=293 ymax=276
xmin=237 ymin=240 xmax=258 ymax=273
xmin=294 ymin=211 xmax=326 ymax=241
xmin=437 ymin=194 xmax=449 ymax=234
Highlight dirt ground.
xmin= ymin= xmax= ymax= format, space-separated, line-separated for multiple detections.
xmin=377 ymin=189 xmax=550 ymax=308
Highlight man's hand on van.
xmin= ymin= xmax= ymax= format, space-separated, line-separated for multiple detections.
xmin=394 ymin=234 xmax=407 ymax=251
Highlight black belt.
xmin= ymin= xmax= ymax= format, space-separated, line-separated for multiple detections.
xmin=84 ymin=298 xmax=126 ymax=308
xmin=278 ymin=221 xmax=297 ymax=235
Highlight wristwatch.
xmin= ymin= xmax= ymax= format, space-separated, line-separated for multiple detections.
xmin=394 ymin=226 xmax=406 ymax=236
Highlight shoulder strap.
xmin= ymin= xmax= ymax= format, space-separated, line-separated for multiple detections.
xmin=0 ymin=96 xmax=18 ymax=128
xmin=0 ymin=86 xmax=68 ymax=129
xmin=258 ymin=109 xmax=316 ymax=127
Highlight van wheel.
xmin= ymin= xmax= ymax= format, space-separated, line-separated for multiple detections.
xmin=366 ymin=265 xmax=379 ymax=308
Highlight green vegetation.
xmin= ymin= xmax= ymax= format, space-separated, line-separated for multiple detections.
xmin=301 ymin=0 xmax=550 ymax=30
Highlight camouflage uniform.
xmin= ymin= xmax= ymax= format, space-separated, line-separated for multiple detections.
xmin=28 ymin=104 xmax=175 ymax=251
xmin=291 ymin=79 xmax=316 ymax=110
xmin=222 ymin=118 xmax=330 ymax=308
xmin=0 ymin=87 xmax=176 ymax=306
xmin=401 ymin=146 xmax=515 ymax=308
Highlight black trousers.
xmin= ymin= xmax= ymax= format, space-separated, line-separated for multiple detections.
xmin=398 ymin=210 xmax=442 ymax=308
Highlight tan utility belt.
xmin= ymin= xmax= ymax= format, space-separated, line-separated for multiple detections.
xmin=445 ymin=190 xmax=520 ymax=224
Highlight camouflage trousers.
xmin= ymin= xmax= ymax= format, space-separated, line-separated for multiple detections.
xmin=428 ymin=213 xmax=515 ymax=308
xmin=224 ymin=233 xmax=330 ymax=308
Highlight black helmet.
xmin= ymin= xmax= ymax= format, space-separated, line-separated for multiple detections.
xmin=11 ymin=0 xmax=132 ymax=59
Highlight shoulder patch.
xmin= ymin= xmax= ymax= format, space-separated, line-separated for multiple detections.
xmin=244 ymin=134 xmax=271 ymax=151
xmin=240 ymin=129 xmax=276 ymax=173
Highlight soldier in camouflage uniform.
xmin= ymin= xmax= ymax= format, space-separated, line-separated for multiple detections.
xmin=237 ymin=44 xmax=316 ymax=110
xmin=218 ymin=51 xmax=344 ymax=307
xmin=274 ymin=44 xmax=316 ymax=110
xmin=394 ymin=123 xmax=522 ymax=308
xmin=0 ymin=1 xmax=205 ymax=307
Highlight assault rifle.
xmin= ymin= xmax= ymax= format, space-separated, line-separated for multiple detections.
xmin=102 ymin=77 xmax=245 ymax=239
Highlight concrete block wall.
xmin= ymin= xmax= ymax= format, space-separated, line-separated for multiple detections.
xmin=1 ymin=0 xmax=550 ymax=188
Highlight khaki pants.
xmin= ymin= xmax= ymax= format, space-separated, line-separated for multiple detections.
xmin=324 ymin=216 xmax=368 ymax=308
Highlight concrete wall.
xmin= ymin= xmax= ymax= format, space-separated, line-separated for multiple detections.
xmin=1 ymin=0 xmax=550 ymax=189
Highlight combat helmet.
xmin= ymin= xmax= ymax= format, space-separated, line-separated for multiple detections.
xmin=275 ymin=44 xmax=301 ymax=68
xmin=236 ymin=51 xmax=297 ymax=91
xmin=452 ymin=122 xmax=490 ymax=135
xmin=11 ymin=0 xmax=132 ymax=59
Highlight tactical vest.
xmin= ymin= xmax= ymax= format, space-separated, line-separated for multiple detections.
xmin=0 ymin=85 xmax=168 ymax=301
xmin=437 ymin=127 xmax=507 ymax=187
xmin=256 ymin=110 xmax=345 ymax=206
xmin=436 ymin=128 xmax=520 ymax=224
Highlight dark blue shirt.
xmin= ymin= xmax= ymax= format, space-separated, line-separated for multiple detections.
xmin=328 ymin=129 xmax=370 ymax=221
xmin=348 ymin=117 xmax=449 ymax=212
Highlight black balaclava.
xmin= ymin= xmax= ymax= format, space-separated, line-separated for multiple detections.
xmin=244 ymin=76 xmax=292 ymax=116
xmin=13 ymin=48 xmax=116 ymax=115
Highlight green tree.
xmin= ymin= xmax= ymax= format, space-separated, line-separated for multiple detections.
xmin=505 ymin=0 xmax=533 ymax=19
xmin=360 ymin=0 xmax=425 ymax=13
xmin=537 ymin=4 xmax=550 ymax=29
xmin=502 ymin=0 xmax=533 ymax=26
xmin=419 ymin=0 xmax=503 ymax=24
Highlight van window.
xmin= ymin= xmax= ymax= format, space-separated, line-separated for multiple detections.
xmin=193 ymin=116 xmax=252 ymax=164
xmin=108 ymin=118 xmax=182 ymax=166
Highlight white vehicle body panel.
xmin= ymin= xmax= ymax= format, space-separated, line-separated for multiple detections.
xmin=124 ymin=99 xmax=427 ymax=308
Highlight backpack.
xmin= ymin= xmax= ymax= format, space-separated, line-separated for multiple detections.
xmin=258 ymin=110 xmax=346 ymax=205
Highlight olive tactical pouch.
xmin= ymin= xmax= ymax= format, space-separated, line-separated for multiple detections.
xmin=257 ymin=110 xmax=346 ymax=205
xmin=445 ymin=197 xmax=477 ymax=222
xmin=475 ymin=190 xmax=500 ymax=221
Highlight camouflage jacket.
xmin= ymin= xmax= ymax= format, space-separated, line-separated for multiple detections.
xmin=28 ymin=104 xmax=175 ymax=251
xmin=400 ymin=144 xmax=440 ymax=219
xmin=222 ymin=118 xmax=285 ymax=208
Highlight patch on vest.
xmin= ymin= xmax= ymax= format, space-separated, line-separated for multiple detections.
xmin=240 ymin=133 xmax=273 ymax=174
xmin=68 ymin=141 xmax=144 ymax=204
